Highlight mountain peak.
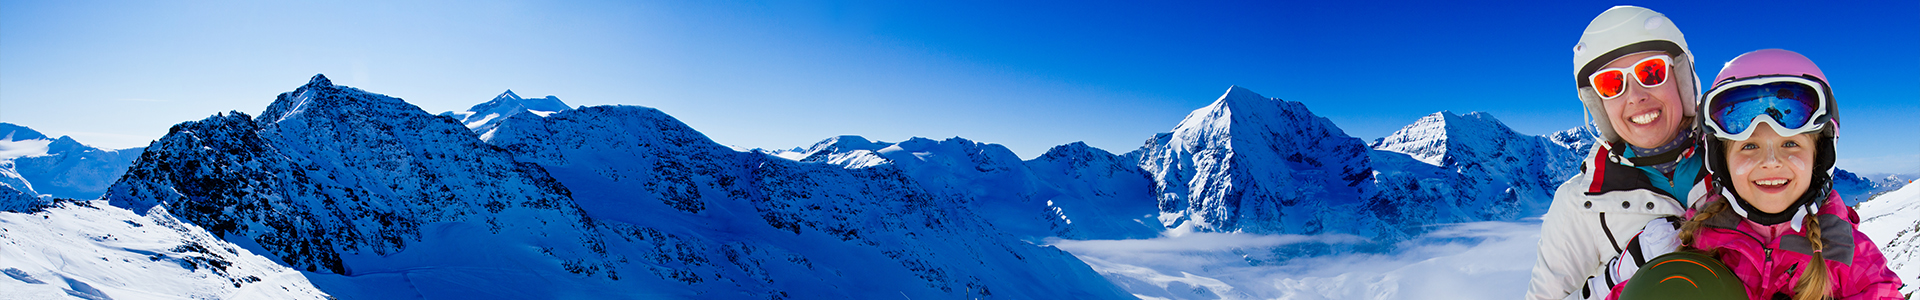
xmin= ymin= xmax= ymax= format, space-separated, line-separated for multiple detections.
xmin=1404 ymin=110 xmax=1512 ymax=134
xmin=468 ymin=90 xmax=570 ymax=114
xmin=1374 ymin=110 xmax=1535 ymax=168
xmin=1037 ymin=141 xmax=1110 ymax=161
xmin=441 ymin=90 xmax=575 ymax=140
xmin=805 ymin=135 xmax=888 ymax=154
xmin=1145 ymin=85 xmax=1376 ymax=235
xmin=256 ymin=73 xmax=440 ymax=134
xmin=1176 ymin=86 xmax=1350 ymax=139
xmin=0 ymin=123 xmax=50 ymax=142
xmin=306 ymin=74 xmax=332 ymax=87
xmin=1215 ymin=85 xmax=1273 ymax=109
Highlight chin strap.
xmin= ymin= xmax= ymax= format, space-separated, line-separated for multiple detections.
xmin=1725 ymin=174 xmax=1831 ymax=229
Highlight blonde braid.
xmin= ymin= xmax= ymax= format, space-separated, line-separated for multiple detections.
xmin=1793 ymin=214 xmax=1833 ymax=300
xmin=1679 ymin=197 xmax=1731 ymax=252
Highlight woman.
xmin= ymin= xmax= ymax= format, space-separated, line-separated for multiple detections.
xmin=1527 ymin=6 xmax=1710 ymax=300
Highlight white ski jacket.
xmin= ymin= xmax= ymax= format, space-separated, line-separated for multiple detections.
xmin=1526 ymin=144 xmax=1705 ymax=300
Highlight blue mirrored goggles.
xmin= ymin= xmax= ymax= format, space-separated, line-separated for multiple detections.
xmin=1703 ymin=76 xmax=1830 ymax=140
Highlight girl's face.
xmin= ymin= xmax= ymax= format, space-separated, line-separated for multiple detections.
xmin=1600 ymin=51 xmax=1688 ymax=148
xmin=1723 ymin=123 xmax=1819 ymax=213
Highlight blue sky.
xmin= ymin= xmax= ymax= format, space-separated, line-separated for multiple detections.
xmin=2 ymin=0 xmax=1915 ymax=173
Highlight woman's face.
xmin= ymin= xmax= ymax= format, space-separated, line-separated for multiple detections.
xmin=1600 ymin=51 xmax=1688 ymax=148
xmin=1723 ymin=123 xmax=1818 ymax=214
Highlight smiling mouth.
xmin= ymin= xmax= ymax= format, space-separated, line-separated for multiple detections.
xmin=1629 ymin=111 xmax=1659 ymax=125
xmin=1755 ymin=179 xmax=1790 ymax=187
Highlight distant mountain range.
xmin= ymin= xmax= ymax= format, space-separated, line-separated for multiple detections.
xmin=0 ymin=123 xmax=143 ymax=201
xmin=0 ymin=75 xmax=1908 ymax=299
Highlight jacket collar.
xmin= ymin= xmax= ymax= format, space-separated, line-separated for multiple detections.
xmin=1702 ymin=191 xmax=1856 ymax=264
xmin=1584 ymin=143 xmax=1704 ymax=199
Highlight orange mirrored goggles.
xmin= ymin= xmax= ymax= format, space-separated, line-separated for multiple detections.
xmin=1587 ymin=55 xmax=1672 ymax=100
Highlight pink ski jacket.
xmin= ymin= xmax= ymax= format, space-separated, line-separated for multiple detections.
xmin=1686 ymin=190 xmax=1904 ymax=299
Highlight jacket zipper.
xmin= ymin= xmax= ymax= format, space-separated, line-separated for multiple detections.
xmin=1717 ymin=225 xmax=1778 ymax=290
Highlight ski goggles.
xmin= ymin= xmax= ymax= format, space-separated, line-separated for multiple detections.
xmin=1586 ymin=55 xmax=1672 ymax=100
xmin=1702 ymin=75 xmax=1830 ymax=141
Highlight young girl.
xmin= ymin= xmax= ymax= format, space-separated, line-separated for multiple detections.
xmin=1646 ymin=49 xmax=1903 ymax=299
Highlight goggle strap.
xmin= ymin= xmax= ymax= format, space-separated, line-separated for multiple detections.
xmin=1704 ymin=76 xmax=1831 ymax=141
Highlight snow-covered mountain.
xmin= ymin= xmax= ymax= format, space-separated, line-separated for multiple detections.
xmin=768 ymin=134 xmax=1162 ymax=240
xmin=1833 ymin=169 xmax=1911 ymax=206
xmin=1126 ymin=87 xmax=1598 ymax=241
xmin=1134 ymin=86 xmax=1381 ymax=237
xmin=106 ymin=75 xmax=636 ymax=298
xmin=787 ymin=135 xmax=896 ymax=168
xmin=778 ymin=87 xmax=1599 ymax=243
xmin=1855 ymin=180 xmax=1920 ymax=297
xmin=102 ymin=74 xmax=1131 ymax=299
xmin=0 ymin=123 xmax=144 ymax=200
xmin=1025 ymin=142 xmax=1162 ymax=240
xmin=2 ymin=125 xmax=330 ymax=300
xmin=438 ymin=89 xmax=572 ymax=141
xmin=1366 ymin=111 xmax=1592 ymax=230
xmin=481 ymin=103 xmax=1129 ymax=298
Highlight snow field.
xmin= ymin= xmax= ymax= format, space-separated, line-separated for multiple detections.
xmin=1856 ymin=180 xmax=1920 ymax=296
xmin=0 ymin=200 xmax=328 ymax=299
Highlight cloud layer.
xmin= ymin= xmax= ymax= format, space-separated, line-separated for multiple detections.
xmin=1051 ymin=220 xmax=1542 ymax=300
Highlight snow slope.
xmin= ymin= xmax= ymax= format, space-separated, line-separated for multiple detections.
xmin=1856 ymin=179 xmax=1920 ymax=297
xmin=0 ymin=199 xmax=328 ymax=299
xmin=1025 ymin=142 xmax=1162 ymax=240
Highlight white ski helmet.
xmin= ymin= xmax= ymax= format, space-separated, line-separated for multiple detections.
xmin=1572 ymin=6 xmax=1702 ymax=143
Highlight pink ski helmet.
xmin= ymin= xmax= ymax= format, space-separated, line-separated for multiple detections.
xmin=1701 ymin=49 xmax=1841 ymax=193
xmin=1714 ymin=49 xmax=1827 ymax=85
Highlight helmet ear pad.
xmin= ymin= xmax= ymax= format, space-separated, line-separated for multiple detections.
xmin=1814 ymin=129 xmax=1836 ymax=176
xmin=1707 ymin=135 xmax=1733 ymax=193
